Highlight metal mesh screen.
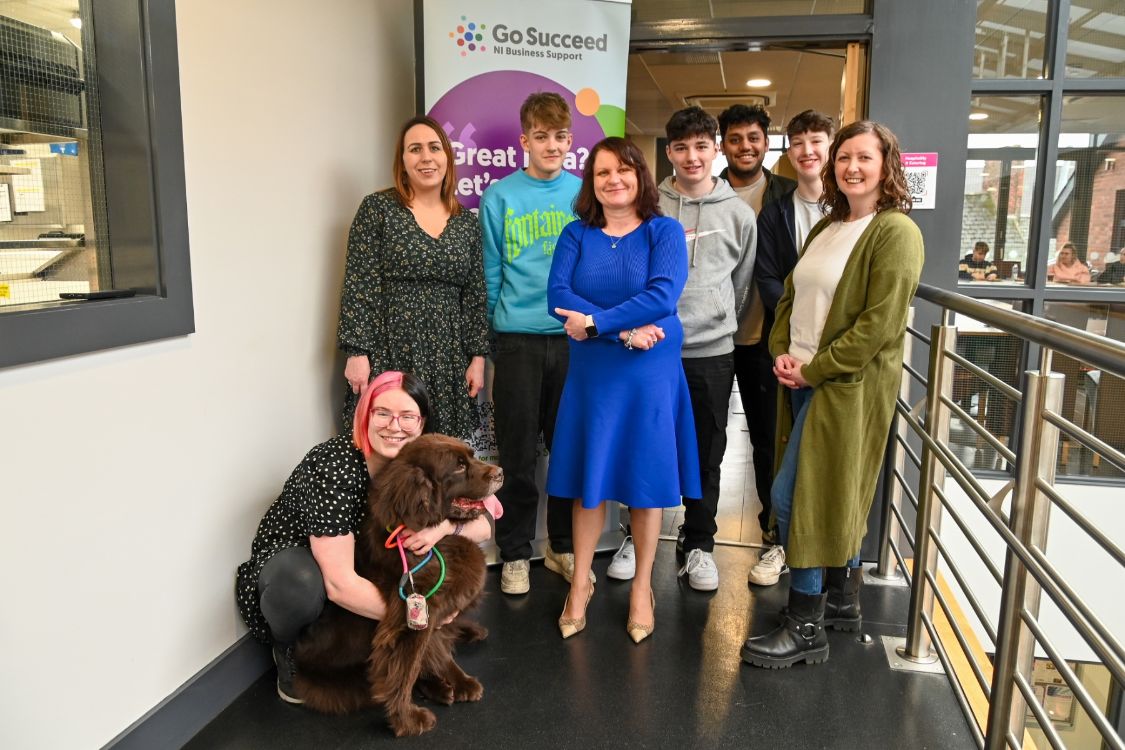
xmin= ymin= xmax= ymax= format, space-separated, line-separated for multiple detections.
xmin=0 ymin=1 xmax=105 ymax=309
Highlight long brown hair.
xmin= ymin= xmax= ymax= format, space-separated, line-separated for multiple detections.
xmin=820 ymin=120 xmax=912 ymax=222
xmin=391 ymin=115 xmax=462 ymax=216
xmin=574 ymin=137 xmax=662 ymax=227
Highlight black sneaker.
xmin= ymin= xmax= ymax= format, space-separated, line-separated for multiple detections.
xmin=676 ymin=524 xmax=685 ymax=554
xmin=272 ymin=644 xmax=303 ymax=704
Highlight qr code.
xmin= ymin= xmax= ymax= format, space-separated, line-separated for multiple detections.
xmin=905 ymin=170 xmax=927 ymax=198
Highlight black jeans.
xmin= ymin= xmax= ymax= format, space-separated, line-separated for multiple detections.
xmin=734 ymin=341 xmax=778 ymax=533
xmin=492 ymin=333 xmax=573 ymax=561
xmin=680 ymin=353 xmax=735 ymax=554
xmin=258 ymin=546 xmax=326 ymax=644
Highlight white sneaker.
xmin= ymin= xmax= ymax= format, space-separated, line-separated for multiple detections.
xmin=606 ymin=536 xmax=636 ymax=580
xmin=678 ymin=548 xmax=719 ymax=591
xmin=501 ymin=559 xmax=530 ymax=595
xmin=747 ymin=545 xmax=788 ymax=586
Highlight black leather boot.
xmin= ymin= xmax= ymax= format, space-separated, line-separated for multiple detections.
xmin=741 ymin=590 xmax=829 ymax=669
xmin=824 ymin=566 xmax=863 ymax=632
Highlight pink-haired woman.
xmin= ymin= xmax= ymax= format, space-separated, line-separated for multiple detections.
xmin=235 ymin=371 xmax=494 ymax=704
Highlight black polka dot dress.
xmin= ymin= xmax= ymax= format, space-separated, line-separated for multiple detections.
xmin=337 ymin=190 xmax=489 ymax=439
xmin=235 ymin=436 xmax=369 ymax=644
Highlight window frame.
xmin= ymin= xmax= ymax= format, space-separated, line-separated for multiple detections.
xmin=961 ymin=0 xmax=1125 ymax=318
xmin=0 ymin=0 xmax=193 ymax=368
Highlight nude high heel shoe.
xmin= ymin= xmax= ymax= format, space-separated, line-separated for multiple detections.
xmin=627 ymin=590 xmax=656 ymax=644
xmin=558 ymin=583 xmax=595 ymax=639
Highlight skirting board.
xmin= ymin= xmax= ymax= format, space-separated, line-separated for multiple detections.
xmin=101 ymin=635 xmax=271 ymax=750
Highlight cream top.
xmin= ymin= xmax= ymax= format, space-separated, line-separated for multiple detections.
xmin=788 ymin=213 xmax=875 ymax=364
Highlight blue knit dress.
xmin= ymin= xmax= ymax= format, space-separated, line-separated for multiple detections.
xmin=546 ymin=216 xmax=702 ymax=508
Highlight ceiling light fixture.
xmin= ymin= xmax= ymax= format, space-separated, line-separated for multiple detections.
xmin=969 ymin=112 xmax=989 ymax=121
xmin=69 ymin=15 xmax=82 ymax=29
xmin=746 ymin=78 xmax=771 ymax=88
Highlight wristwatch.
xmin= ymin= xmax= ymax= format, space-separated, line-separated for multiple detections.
xmin=584 ymin=314 xmax=599 ymax=338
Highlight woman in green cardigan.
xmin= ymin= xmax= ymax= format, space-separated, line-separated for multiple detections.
xmin=741 ymin=120 xmax=924 ymax=669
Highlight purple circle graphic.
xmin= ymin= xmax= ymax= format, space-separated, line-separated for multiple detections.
xmin=428 ymin=71 xmax=607 ymax=211
xmin=468 ymin=43 xmax=476 ymax=51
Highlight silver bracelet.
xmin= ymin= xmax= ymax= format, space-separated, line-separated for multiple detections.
xmin=624 ymin=328 xmax=638 ymax=349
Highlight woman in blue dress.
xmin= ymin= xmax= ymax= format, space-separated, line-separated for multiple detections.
xmin=548 ymin=137 xmax=701 ymax=643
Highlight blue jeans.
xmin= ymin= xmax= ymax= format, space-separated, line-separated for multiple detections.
xmin=771 ymin=387 xmax=860 ymax=595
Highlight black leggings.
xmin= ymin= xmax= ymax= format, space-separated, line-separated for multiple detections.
xmin=258 ymin=546 xmax=327 ymax=643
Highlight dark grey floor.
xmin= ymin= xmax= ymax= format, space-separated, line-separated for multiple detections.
xmin=186 ymin=544 xmax=974 ymax=749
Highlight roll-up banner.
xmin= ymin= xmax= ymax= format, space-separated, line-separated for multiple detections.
xmin=417 ymin=1 xmax=632 ymax=555
xmin=419 ymin=0 xmax=632 ymax=212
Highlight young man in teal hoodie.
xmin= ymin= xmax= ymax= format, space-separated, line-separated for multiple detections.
xmin=480 ymin=92 xmax=584 ymax=596
xmin=619 ymin=106 xmax=756 ymax=591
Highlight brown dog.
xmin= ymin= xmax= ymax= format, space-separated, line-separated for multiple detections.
xmin=292 ymin=434 xmax=503 ymax=736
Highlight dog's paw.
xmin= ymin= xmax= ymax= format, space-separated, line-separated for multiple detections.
xmin=453 ymin=620 xmax=489 ymax=643
xmin=415 ymin=675 xmax=454 ymax=705
xmin=451 ymin=675 xmax=484 ymax=703
xmin=390 ymin=705 xmax=437 ymax=737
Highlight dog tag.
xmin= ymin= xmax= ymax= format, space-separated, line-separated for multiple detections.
xmin=406 ymin=593 xmax=429 ymax=630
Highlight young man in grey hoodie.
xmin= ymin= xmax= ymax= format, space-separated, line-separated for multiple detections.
xmin=643 ymin=106 xmax=756 ymax=591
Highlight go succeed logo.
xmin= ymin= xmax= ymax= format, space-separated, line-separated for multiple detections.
xmin=449 ymin=15 xmax=608 ymax=62
xmin=449 ymin=17 xmax=488 ymax=56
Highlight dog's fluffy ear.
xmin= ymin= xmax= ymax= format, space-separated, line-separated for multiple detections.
xmin=376 ymin=459 xmax=443 ymax=530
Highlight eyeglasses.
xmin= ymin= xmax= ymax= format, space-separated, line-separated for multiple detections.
xmin=371 ymin=408 xmax=423 ymax=430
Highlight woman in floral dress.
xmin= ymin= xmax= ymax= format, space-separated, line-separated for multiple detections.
xmin=337 ymin=116 xmax=488 ymax=440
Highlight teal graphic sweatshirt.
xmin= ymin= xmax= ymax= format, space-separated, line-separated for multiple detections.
xmin=481 ymin=168 xmax=580 ymax=334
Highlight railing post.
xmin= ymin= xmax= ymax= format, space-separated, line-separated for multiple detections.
xmin=875 ymin=309 xmax=915 ymax=580
xmin=985 ymin=365 xmax=1063 ymax=749
xmin=899 ymin=323 xmax=956 ymax=663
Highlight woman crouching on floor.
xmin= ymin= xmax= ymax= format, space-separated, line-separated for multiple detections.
xmin=235 ymin=371 xmax=495 ymax=703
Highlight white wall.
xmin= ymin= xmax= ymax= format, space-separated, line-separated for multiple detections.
xmin=0 ymin=1 xmax=414 ymax=746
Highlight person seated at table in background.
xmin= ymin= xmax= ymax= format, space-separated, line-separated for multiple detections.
xmin=958 ymin=241 xmax=998 ymax=281
xmin=1097 ymin=252 xmax=1125 ymax=285
xmin=1047 ymin=243 xmax=1091 ymax=284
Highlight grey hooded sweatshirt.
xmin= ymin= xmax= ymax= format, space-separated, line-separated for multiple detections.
xmin=658 ymin=176 xmax=758 ymax=358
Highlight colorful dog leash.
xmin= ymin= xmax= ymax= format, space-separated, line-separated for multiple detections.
xmin=385 ymin=524 xmax=447 ymax=630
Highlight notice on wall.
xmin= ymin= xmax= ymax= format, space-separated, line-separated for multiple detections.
xmin=10 ymin=158 xmax=45 ymax=212
xmin=0 ymin=184 xmax=11 ymax=221
xmin=420 ymin=0 xmax=631 ymax=211
xmin=901 ymin=152 xmax=938 ymax=210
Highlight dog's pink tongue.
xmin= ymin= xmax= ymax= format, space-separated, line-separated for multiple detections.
xmin=482 ymin=494 xmax=503 ymax=520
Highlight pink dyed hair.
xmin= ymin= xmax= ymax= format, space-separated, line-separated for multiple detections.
xmin=351 ymin=370 xmax=430 ymax=457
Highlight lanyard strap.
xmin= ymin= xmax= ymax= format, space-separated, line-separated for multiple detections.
xmin=386 ymin=524 xmax=447 ymax=600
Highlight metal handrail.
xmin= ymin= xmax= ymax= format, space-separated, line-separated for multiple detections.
xmin=1033 ymin=477 xmax=1125 ymax=569
xmin=944 ymin=348 xmax=1024 ymax=403
xmin=879 ymin=286 xmax=1125 ymax=749
xmin=907 ymin=325 xmax=931 ymax=346
xmin=920 ymin=609 xmax=987 ymax=748
xmin=1041 ymin=408 xmax=1125 ymax=473
xmin=934 ymin=484 xmax=1004 ymax=586
xmin=917 ymin=283 xmax=1125 ymax=377
xmin=939 ymin=393 xmax=1018 ymax=464
xmin=1020 ymin=610 xmax=1125 ymax=750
